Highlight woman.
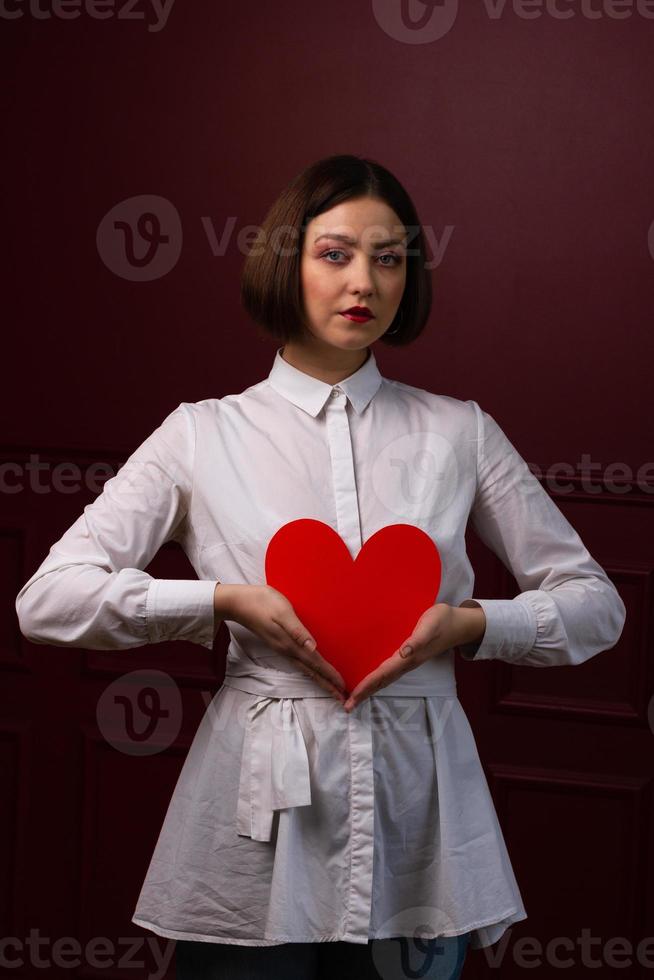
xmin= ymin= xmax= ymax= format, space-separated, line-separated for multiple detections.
xmin=15 ymin=155 xmax=626 ymax=980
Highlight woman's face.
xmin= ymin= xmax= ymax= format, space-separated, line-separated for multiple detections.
xmin=298 ymin=195 xmax=408 ymax=354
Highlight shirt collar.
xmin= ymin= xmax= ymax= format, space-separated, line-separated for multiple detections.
xmin=267 ymin=346 xmax=384 ymax=417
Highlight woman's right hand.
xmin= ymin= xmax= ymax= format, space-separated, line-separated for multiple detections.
xmin=214 ymin=583 xmax=348 ymax=704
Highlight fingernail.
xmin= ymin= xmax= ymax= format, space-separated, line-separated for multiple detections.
xmin=400 ymin=645 xmax=412 ymax=657
xmin=304 ymin=638 xmax=316 ymax=651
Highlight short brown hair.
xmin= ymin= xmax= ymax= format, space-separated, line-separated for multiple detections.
xmin=240 ymin=154 xmax=433 ymax=347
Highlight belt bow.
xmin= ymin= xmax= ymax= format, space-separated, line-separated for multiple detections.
xmin=235 ymin=695 xmax=312 ymax=842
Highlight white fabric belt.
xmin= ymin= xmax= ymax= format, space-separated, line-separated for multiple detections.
xmin=221 ymin=654 xmax=458 ymax=842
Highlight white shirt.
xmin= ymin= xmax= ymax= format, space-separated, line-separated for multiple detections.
xmin=15 ymin=346 xmax=626 ymax=950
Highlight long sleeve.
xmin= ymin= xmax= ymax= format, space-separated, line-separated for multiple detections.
xmin=457 ymin=399 xmax=626 ymax=666
xmin=15 ymin=402 xmax=218 ymax=651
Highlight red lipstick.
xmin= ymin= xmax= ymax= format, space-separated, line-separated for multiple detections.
xmin=340 ymin=306 xmax=374 ymax=323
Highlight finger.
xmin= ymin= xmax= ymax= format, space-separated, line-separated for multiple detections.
xmin=360 ymin=650 xmax=414 ymax=692
xmin=268 ymin=623 xmax=346 ymax=701
xmin=344 ymin=652 xmax=417 ymax=710
xmin=277 ymin=615 xmax=318 ymax=657
xmin=294 ymin=659 xmax=347 ymax=702
xmin=287 ymin=640 xmax=347 ymax=693
xmin=275 ymin=615 xmax=347 ymax=692
xmin=269 ymin=617 xmax=319 ymax=666
xmin=297 ymin=651 xmax=348 ymax=697
xmin=345 ymin=675 xmax=386 ymax=707
xmin=306 ymin=650 xmax=347 ymax=693
xmin=345 ymin=668 xmax=393 ymax=708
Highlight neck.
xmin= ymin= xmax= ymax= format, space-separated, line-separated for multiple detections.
xmin=280 ymin=342 xmax=370 ymax=385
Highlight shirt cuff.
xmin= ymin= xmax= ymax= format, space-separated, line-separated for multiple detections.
xmin=146 ymin=579 xmax=218 ymax=650
xmin=456 ymin=598 xmax=538 ymax=662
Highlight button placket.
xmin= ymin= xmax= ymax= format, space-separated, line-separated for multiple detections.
xmin=325 ymin=391 xmax=362 ymax=557
xmin=324 ymin=387 xmax=374 ymax=942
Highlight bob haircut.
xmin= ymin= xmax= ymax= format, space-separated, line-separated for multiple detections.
xmin=240 ymin=154 xmax=433 ymax=348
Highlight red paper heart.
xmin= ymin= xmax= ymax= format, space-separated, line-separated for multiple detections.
xmin=265 ymin=519 xmax=442 ymax=693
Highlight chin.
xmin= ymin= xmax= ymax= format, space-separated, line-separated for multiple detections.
xmin=305 ymin=321 xmax=373 ymax=350
xmin=331 ymin=333 xmax=370 ymax=349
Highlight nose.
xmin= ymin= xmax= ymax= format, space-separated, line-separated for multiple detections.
xmin=347 ymin=254 xmax=375 ymax=298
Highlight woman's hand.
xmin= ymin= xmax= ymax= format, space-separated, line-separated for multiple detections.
xmin=214 ymin=583 xmax=348 ymax=704
xmin=342 ymin=602 xmax=486 ymax=713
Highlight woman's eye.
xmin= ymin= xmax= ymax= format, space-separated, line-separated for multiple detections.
xmin=321 ymin=250 xmax=402 ymax=266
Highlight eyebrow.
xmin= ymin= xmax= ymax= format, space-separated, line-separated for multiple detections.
xmin=313 ymin=233 xmax=406 ymax=249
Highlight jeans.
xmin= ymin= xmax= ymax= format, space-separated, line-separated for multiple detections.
xmin=175 ymin=932 xmax=472 ymax=980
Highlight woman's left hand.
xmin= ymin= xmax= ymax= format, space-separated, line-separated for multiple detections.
xmin=342 ymin=602 xmax=486 ymax=713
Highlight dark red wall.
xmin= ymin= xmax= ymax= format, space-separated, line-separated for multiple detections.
xmin=2 ymin=3 xmax=653 ymax=978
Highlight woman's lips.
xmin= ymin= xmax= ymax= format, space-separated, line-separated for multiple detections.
xmin=340 ymin=312 xmax=374 ymax=323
